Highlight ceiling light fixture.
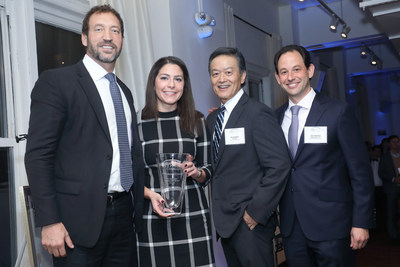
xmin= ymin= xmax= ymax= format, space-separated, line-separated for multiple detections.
xmin=360 ymin=45 xmax=367 ymax=56
xmin=316 ymin=0 xmax=351 ymax=39
xmin=340 ymin=25 xmax=351 ymax=38
xmin=370 ymin=55 xmax=378 ymax=65
xmin=330 ymin=16 xmax=339 ymax=31
xmin=360 ymin=42 xmax=383 ymax=69
xmin=194 ymin=0 xmax=216 ymax=39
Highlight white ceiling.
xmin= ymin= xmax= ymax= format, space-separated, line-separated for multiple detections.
xmin=359 ymin=0 xmax=400 ymax=54
xmin=281 ymin=0 xmax=400 ymax=54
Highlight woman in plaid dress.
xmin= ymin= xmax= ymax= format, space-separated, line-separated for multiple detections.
xmin=136 ymin=56 xmax=215 ymax=266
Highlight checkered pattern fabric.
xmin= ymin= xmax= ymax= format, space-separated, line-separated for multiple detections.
xmin=136 ymin=110 xmax=215 ymax=267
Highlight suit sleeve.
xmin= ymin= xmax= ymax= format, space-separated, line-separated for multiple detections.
xmin=246 ymin=107 xmax=291 ymax=225
xmin=379 ymin=153 xmax=395 ymax=183
xmin=24 ymin=70 xmax=67 ymax=227
xmin=338 ymin=104 xmax=374 ymax=229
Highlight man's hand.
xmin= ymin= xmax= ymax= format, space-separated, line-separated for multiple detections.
xmin=42 ymin=222 xmax=74 ymax=257
xmin=243 ymin=211 xmax=258 ymax=230
xmin=208 ymin=107 xmax=217 ymax=114
xmin=350 ymin=227 xmax=369 ymax=250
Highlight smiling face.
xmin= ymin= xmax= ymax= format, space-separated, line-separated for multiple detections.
xmin=275 ymin=50 xmax=315 ymax=104
xmin=155 ymin=63 xmax=184 ymax=112
xmin=209 ymin=55 xmax=246 ymax=104
xmin=81 ymin=12 xmax=123 ymax=72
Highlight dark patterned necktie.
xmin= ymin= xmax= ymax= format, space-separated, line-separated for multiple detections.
xmin=288 ymin=105 xmax=301 ymax=158
xmin=213 ymin=106 xmax=226 ymax=162
xmin=105 ymin=73 xmax=133 ymax=191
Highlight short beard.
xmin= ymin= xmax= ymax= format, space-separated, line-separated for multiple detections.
xmin=87 ymin=42 xmax=121 ymax=64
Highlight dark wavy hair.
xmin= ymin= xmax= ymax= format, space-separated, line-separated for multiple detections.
xmin=142 ymin=56 xmax=203 ymax=137
xmin=274 ymin=45 xmax=312 ymax=74
xmin=82 ymin=4 xmax=124 ymax=38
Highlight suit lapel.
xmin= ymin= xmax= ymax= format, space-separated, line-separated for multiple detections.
xmin=295 ymin=93 xmax=327 ymax=159
xmin=76 ymin=62 xmax=112 ymax=143
xmin=118 ymin=78 xmax=134 ymax=114
xmin=277 ymin=103 xmax=289 ymax=125
xmin=215 ymin=94 xmax=249 ymax=167
xmin=117 ymin=78 xmax=136 ymax=145
xmin=276 ymin=103 xmax=294 ymax=161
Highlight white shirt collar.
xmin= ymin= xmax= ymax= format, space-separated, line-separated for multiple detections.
xmin=288 ymin=88 xmax=316 ymax=111
xmin=82 ymin=54 xmax=115 ymax=81
xmin=222 ymin=89 xmax=244 ymax=113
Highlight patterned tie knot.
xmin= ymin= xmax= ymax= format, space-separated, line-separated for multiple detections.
xmin=105 ymin=73 xmax=116 ymax=83
xmin=291 ymin=105 xmax=301 ymax=116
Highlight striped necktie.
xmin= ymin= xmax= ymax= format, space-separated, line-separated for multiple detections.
xmin=213 ymin=105 xmax=226 ymax=162
xmin=105 ymin=73 xmax=134 ymax=191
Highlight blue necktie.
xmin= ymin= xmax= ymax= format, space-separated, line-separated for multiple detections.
xmin=213 ymin=106 xmax=226 ymax=162
xmin=288 ymin=105 xmax=301 ymax=158
xmin=105 ymin=73 xmax=134 ymax=192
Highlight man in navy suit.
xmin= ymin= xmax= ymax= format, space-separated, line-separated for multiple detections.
xmin=379 ymin=134 xmax=400 ymax=243
xmin=207 ymin=47 xmax=291 ymax=266
xmin=25 ymin=5 xmax=144 ymax=266
xmin=274 ymin=45 xmax=374 ymax=266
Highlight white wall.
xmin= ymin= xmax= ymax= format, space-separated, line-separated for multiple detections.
xmin=169 ymin=0 xmax=225 ymax=116
xmin=278 ymin=4 xmax=299 ymax=46
xmin=148 ymin=0 xmax=283 ymax=116
xmin=225 ymin=0 xmax=280 ymax=34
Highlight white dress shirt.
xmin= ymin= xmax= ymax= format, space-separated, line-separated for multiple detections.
xmin=220 ymin=89 xmax=244 ymax=131
xmin=371 ymin=160 xmax=383 ymax=186
xmin=83 ymin=55 xmax=132 ymax=192
xmin=281 ymin=89 xmax=316 ymax=146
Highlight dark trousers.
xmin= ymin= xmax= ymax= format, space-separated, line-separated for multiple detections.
xmin=374 ymin=186 xmax=386 ymax=231
xmin=385 ymin=187 xmax=400 ymax=239
xmin=220 ymin=216 xmax=277 ymax=267
xmin=53 ymin=193 xmax=137 ymax=267
xmin=283 ymin=217 xmax=356 ymax=267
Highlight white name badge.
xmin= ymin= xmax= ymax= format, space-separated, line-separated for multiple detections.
xmin=304 ymin=126 xmax=327 ymax=144
xmin=225 ymin=128 xmax=245 ymax=145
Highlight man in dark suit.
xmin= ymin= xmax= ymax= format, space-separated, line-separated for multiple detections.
xmin=24 ymin=5 xmax=144 ymax=266
xmin=274 ymin=45 xmax=374 ymax=266
xmin=379 ymin=134 xmax=400 ymax=243
xmin=206 ymin=47 xmax=291 ymax=266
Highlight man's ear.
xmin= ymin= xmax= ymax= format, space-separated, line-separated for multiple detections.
xmin=240 ymin=70 xmax=247 ymax=85
xmin=308 ymin=63 xmax=315 ymax=79
xmin=81 ymin=34 xmax=88 ymax=47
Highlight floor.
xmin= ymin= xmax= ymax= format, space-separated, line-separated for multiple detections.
xmin=278 ymin=229 xmax=400 ymax=267
xmin=356 ymin=229 xmax=400 ymax=267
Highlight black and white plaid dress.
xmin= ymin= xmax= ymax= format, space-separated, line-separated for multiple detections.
xmin=136 ymin=110 xmax=215 ymax=267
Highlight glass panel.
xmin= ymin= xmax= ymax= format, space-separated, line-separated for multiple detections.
xmin=35 ymin=21 xmax=85 ymax=74
xmin=0 ymin=147 xmax=11 ymax=267
xmin=0 ymin=16 xmax=7 ymax=138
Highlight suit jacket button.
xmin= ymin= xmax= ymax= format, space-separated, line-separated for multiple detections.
xmin=290 ymin=188 xmax=294 ymax=192
xmin=291 ymin=167 xmax=296 ymax=173
xmin=104 ymin=183 xmax=108 ymax=189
